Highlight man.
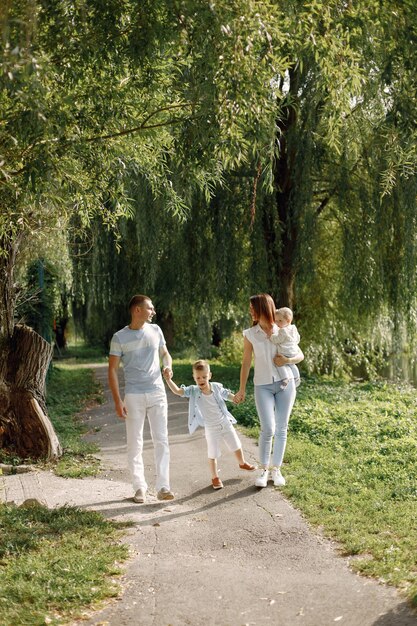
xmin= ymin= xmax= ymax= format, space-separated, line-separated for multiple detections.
xmin=108 ymin=294 xmax=174 ymax=503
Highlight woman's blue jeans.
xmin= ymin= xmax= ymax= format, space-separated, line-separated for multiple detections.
xmin=254 ymin=379 xmax=296 ymax=468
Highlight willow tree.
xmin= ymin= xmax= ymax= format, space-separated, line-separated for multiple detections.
xmin=69 ymin=0 xmax=417 ymax=369
xmin=0 ymin=1 xmax=293 ymax=457
xmin=0 ymin=0 xmax=199 ymax=458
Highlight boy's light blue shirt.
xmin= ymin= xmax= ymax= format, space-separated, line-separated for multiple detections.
xmin=109 ymin=324 xmax=166 ymax=394
xmin=181 ymin=382 xmax=237 ymax=434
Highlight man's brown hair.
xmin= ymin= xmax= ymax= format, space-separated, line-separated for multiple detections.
xmin=129 ymin=294 xmax=150 ymax=312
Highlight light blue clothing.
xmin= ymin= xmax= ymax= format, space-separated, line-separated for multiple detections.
xmin=254 ymin=379 xmax=296 ymax=467
xmin=109 ymin=324 xmax=166 ymax=394
xmin=181 ymin=382 xmax=237 ymax=434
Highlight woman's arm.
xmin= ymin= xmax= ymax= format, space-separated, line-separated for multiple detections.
xmin=274 ymin=349 xmax=304 ymax=367
xmin=234 ymin=337 xmax=253 ymax=403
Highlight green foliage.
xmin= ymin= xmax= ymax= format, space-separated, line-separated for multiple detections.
xmin=45 ymin=365 xmax=102 ymax=477
xmin=0 ymin=504 xmax=128 ymax=625
xmin=217 ymin=331 xmax=245 ymax=366
xmin=224 ymin=366 xmax=417 ymax=604
xmin=1 ymin=0 xmax=417 ymax=375
xmin=19 ymin=259 xmax=58 ymax=342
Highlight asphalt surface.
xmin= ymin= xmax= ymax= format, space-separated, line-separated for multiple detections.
xmin=1 ymin=364 xmax=416 ymax=626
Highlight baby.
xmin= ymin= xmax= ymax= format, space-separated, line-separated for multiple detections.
xmin=270 ymin=307 xmax=301 ymax=389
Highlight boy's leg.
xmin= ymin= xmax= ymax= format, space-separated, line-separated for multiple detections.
xmin=206 ymin=431 xmax=223 ymax=488
xmin=234 ymin=447 xmax=245 ymax=465
xmin=208 ymin=457 xmax=218 ymax=478
xmin=223 ymin=430 xmax=256 ymax=470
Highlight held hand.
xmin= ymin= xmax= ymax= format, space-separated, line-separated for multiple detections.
xmin=274 ymin=354 xmax=289 ymax=367
xmin=115 ymin=400 xmax=128 ymax=420
xmin=234 ymin=389 xmax=245 ymax=404
xmin=162 ymin=366 xmax=173 ymax=380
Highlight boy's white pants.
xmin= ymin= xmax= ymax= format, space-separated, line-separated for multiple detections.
xmin=124 ymin=390 xmax=170 ymax=492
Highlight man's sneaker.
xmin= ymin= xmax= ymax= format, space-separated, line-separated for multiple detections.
xmin=255 ymin=468 xmax=269 ymax=488
xmin=239 ymin=462 xmax=256 ymax=471
xmin=157 ymin=487 xmax=175 ymax=501
xmin=212 ymin=477 xmax=224 ymax=489
xmin=271 ymin=467 xmax=286 ymax=487
xmin=133 ymin=488 xmax=146 ymax=503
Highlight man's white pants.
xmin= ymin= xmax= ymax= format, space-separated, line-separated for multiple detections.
xmin=124 ymin=390 xmax=170 ymax=492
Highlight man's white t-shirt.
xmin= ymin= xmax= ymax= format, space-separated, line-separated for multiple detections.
xmin=109 ymin=323 xmax=166 ymax=394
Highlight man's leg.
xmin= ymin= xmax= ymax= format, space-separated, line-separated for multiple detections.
xmin=124 ymin=394 xmax=147 ymax=492
xmin=146 ymin=389 xmax=171 ymax=492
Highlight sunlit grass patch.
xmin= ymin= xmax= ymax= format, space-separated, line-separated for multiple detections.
xmin=192 ymin=362 xmax=417 ymax=607
xmin=46 ymin=365 xmax=103 ymax=477
xmin=0 ymin=504 xmax=129 ymax=625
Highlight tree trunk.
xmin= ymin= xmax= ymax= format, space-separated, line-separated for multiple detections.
xmin=0 ymin=324 xmax=62 ymax=459
xmin=266 ymin=69 xmax=300 ymax=309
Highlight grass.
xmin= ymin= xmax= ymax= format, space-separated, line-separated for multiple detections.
xmin=0 ymin=503 xmax=129 ymax=626
xmin=0 ymin=347 xmax=130 ymax=625
xmin=45 ymin=363 xmax=104 ymax=478
xmin=171 ymin=360 xmax=417 ymax=607
xmin=53 ymin=342 xmax=108 ymax=364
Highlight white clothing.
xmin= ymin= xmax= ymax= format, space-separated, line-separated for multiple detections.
xmin=243 ymin=324 xmax=291 ymax=385
xmin=270 ymin=324 xmax=300 ymax=358
xmin=197 ymin=393 xmax=233 ymax=431
xmin=124 ymin=390 xmax=170 ymax=492
xmin=109 ymin=324 xmax=166 ymax=393
xmin=197 ymin=393 xmax=241 ymax=458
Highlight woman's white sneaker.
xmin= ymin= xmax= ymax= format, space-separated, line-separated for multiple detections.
xmin=255 ymin=468 xmax=270 ymax=487
xmin=271 ymin=467 xmax=286 ymax=487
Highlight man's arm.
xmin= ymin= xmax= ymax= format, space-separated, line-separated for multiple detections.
xmin=160 ymin=345 xmax=173 ymax=377
xmin=108 ymin=355 xmax=127 ymax=419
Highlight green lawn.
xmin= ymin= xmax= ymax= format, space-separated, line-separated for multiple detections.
xmin=172 ymin=361 xmax=417 ymax=607
xmin=0 ymin=357 xmax=129 ymax=626
xmin=0 ymin=504 xmax=128 ymax=625
xmin=46 ymin=364 xmax=103 ymax=477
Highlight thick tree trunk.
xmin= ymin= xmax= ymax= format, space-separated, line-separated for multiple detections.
xmin=0 ymin=324 xmax=61 ymax=459
xmin=267 ymin=70 xmax=300 ymax=309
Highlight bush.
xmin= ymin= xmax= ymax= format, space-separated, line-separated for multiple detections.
xmin=217 ymin=331 xmax=244 ymax=365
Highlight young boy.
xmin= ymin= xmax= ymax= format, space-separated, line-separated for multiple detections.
xmin=270 ymin=307 xmax=301 ymax=389
xmin=163 ymin=360 xmax=256 ymax=489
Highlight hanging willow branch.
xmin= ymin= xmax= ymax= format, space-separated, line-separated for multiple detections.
xmin=250 ymin=160 xmax=262 ymax=228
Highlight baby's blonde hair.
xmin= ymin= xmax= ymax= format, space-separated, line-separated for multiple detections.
xmin=276 ymin=307 xmax=293 ymax=323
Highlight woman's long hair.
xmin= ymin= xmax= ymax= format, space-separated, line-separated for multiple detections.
xmin=250 ymin=293 xmax=276 ymax=326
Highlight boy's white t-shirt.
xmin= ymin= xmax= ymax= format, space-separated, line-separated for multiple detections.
xmin=196 ymin=393 xmax=233 ymax=431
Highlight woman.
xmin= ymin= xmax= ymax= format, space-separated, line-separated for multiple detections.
xmin=234 ymin=293 xmax=304 ymax=488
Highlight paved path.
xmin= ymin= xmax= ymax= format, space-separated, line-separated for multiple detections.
xmin=1 ymin=365 xmax=416 ymax=626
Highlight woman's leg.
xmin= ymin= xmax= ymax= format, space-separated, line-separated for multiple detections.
xmin=254 ymin=383 xmax=277 ymax=467
xmin=271 ymin=378 xmax=296 ymax=468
